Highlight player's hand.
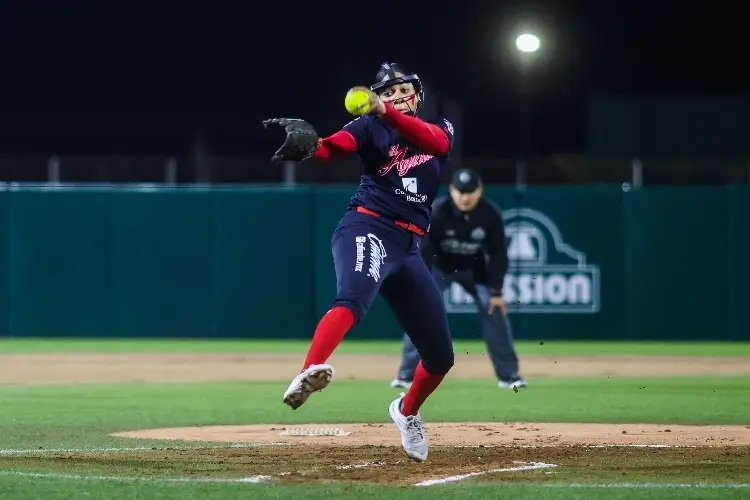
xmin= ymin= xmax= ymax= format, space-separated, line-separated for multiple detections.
xmin=349 ymin=86 xmax=386 ymax=116
xmin=488 ymin=296 xmax=506 ymax=315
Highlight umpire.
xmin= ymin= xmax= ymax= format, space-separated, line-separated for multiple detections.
xmin=391 ymin=168 xmax=527 ymax=390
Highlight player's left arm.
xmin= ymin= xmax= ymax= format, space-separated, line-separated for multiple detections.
xmin=484 ymin=202 xmax=510 ymax=298
xmin=380 ymin=103 xmax=453 ymax=156
xmin=261 ymin=116 xmax=366 ymax=163
xmin=312 ymin=130 xmax=359 ymax=161
xmin=313 ymin=116 xmax=371 ymax=162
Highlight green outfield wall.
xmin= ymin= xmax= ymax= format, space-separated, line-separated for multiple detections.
xmin=0 ymin=184 xmax=746 ymax=341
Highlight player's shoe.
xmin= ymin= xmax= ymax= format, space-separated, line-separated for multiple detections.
xmin=283 ymin=364 xmax=334 ymax=410
xmin=390 ymin=378 xmax=413 ymax=389
xmin=388 ymin=392 xmax=428 ymax=462
xmin=498 ymin=377 xmax=528 ymax=389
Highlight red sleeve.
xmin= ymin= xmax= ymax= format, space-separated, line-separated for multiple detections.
xmin=312 ymin=130 xmax=358 ymax=161
xmin=380 ymin=103 xmax=450 ymax=156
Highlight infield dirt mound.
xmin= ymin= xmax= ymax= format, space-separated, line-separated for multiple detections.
xmin=113 ymin=421 xmax=750 ymax=447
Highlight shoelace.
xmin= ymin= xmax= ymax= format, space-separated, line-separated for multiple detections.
xmin=405 ymin=415 xmax=425 ymax=443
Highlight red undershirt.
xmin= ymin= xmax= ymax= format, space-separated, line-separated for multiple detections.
xmin=312 ymin=102 xmax=450 ymax=161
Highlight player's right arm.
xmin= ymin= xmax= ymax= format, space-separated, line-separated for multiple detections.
xmin=312 ymin=117 xmax=369 ymax=162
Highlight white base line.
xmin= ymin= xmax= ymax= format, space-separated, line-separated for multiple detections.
xmin=414 ymin=461 xmax=558 ymax=487
xmin=0 ymin=444 xmax=285 ymax=456
xmin=0 ymin=447 xmax=165 ymax=456
xmin=0 ymin=470 xmax=273 ymax=484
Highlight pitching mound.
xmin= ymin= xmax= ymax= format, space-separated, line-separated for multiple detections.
xmin=112 ymin=421 xmax=750 ymax=447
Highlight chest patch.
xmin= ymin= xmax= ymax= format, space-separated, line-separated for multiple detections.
xmin=471 ymin=227 xmax=486 ymax=240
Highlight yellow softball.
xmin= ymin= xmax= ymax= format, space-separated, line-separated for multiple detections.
xmin=344 ymin=89 xmax=370 ymax=116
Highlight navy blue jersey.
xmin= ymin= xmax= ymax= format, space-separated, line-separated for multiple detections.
xmin=342 ymin=114 xmax=455 ymax=231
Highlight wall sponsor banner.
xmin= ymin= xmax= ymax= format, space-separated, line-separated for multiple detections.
xmin=444 ymin=207 xmax=601 ymax=314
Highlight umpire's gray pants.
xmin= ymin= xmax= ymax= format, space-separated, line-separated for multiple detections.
xmin=395 ymin=267 xmax=521 ymax=382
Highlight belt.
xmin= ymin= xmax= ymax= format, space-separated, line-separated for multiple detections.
xmin=356 ymin=206 xmax=427 ymax=236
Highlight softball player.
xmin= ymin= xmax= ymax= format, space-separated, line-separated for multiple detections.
xmin=263 ymin=62 xmax=456 ymax=462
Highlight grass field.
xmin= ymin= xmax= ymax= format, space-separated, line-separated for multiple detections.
xmin=0 ymin=338 xmax=749 ymax=499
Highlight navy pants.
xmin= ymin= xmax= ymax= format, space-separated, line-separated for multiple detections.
xmin=330 ymin=210 xmax=454 ymax=376
xmin=396 ymin=268 xmax=521 ymax=382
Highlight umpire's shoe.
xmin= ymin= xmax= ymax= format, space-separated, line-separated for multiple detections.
xmin=498 ymin=377 xmax=528 ymax=390
xmin=283 ymin=364 xmax=334 ymax=410
xmin=390 ymin=378 xmax=413 ymax=389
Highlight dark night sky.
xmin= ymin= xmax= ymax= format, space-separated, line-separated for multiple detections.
xmin=0 ymin=1 xmax=745 ymax=157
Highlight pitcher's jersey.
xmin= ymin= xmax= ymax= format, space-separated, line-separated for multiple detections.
xmin=342 ymin=114 xmax=455 ymax=231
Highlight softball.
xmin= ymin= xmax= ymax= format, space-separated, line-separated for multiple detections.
xmin=345 ymin=89 xmax=370 ymax=116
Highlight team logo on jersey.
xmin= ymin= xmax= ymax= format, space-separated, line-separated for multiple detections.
xmin=444 ymin=207 xmax=601 ymax=314
xmin=395 ymin=176 xmax=427 ymax=203
xmin=401 ymin=177 xmax=418 ymax=193
xmin=379 ymin=145 xmax=433 ymax=177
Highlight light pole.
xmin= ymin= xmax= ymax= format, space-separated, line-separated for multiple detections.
xmin=510 ymin=32 xmax=540 ymax=317
xmin=513 ymin=32 xmax=540 ymax=191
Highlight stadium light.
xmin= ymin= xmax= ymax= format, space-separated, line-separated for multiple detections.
xmin=515 ymin=33 xmax=540 ymax=54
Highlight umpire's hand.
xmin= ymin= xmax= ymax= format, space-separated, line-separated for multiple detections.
xmin=488 ymin=296 xmax=507 ymax=315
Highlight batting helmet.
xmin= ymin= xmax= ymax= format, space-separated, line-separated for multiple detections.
xmin=370 ymin=62 xmax=424 ymax=115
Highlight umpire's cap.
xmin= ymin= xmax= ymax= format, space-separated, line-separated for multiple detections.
xmin=450 ymin=168 xmax=483 ymax=193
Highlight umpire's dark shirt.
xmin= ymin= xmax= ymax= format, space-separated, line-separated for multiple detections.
xmin=421 ymin=195 xmax=509 ymax=297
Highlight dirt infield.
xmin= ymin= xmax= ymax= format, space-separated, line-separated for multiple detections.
xmin=9 ymin=445 xmax=750 ymax=486
xmin=1 ymin=352 xmax=749 ymax=384
xmin=3 ymin=351 xmax=750 ymax=485
xmin=113 ymin=421 xmax=750 ymax=447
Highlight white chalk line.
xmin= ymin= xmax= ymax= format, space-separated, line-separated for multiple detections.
xmin=0 ymin=461 xmax=547 ymax=487
xmin=5 ymin=446 xmax=747 ymax=490
xmin=414 ymin=461 xmax=558 ymax=487
xmin=3 ymin=468 xmax=749 ymax=490
xmin=0 ymin=443 xmax=288 ymax=456
xmin=0 ymin=470 xmax=273 ymax=484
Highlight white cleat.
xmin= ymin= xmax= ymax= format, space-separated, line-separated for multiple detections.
xmin=283 ymin=364 xmax=334 ymax=410
xmin=390 ymin=378 xmax=413 ymax=389
xmin=388 ymin=392 xmax=428 ymax=462
xmin=498 ymin=378 xmax=528 ymax=390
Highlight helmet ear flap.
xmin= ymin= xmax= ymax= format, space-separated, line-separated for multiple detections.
xmin=409 ymin=79 xmax=424 ymax=114
xmin=414 ymin=80 xmax=424 ymax=105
